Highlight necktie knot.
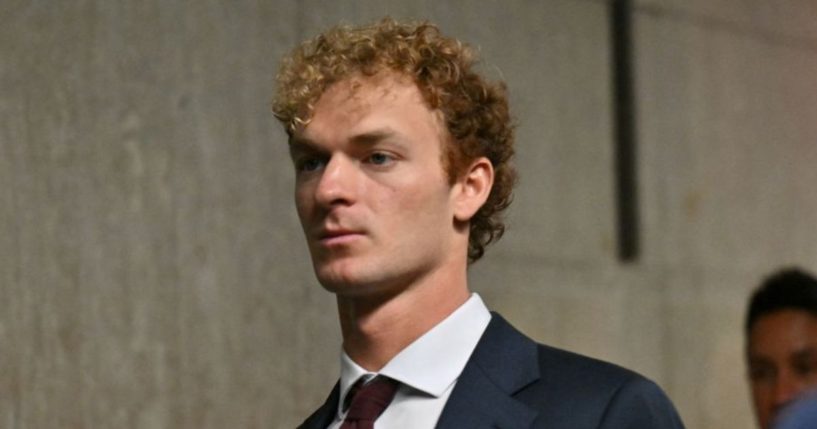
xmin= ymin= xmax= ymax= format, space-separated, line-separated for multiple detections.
xmin=341 ymin=376 xmax=399 ymax=428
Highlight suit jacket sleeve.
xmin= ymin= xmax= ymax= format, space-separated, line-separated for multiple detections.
xmin=597 ymin=376 xmax=685 ymax=429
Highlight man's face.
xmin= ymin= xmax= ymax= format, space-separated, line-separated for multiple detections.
xmin=748 ymin=309 xmax=817 ymax=429
xmin=289 ymin=73 xmax=462 ymax=296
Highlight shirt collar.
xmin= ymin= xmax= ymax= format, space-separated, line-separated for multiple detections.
xmin=337 ymin=293 xmax=491 ymax=411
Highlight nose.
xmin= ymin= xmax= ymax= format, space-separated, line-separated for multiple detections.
xmin=314 ymin=155 xmax=357 ymax=208
xmin=772 ymin=371 xmax=803 ymax=412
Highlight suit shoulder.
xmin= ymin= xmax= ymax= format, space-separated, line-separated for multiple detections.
xmin=535 ymin=343 xmax=644 ymax=389
xmin=518 ymin=343 xmax=684 ymax=428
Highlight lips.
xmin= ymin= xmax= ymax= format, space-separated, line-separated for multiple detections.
xmin=316 ymin=227 xmax=364 ymax=246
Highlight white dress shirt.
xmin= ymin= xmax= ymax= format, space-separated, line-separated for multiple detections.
xmin=327 ymin=293 xmax=492 ymax=428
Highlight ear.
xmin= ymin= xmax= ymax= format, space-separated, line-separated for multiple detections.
xmin=453 ymin=157 xmax=494 ymax=223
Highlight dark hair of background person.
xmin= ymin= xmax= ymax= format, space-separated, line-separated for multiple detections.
xmin=746 ymin=268 xmax=817 ymax=334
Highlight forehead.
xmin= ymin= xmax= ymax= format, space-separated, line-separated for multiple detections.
xmin=749 ymin=309 xmax=817 ymax=357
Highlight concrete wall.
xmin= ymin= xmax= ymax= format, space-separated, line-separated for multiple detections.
xmin=632 ymin=1 xmax=817 ymax=427
xmin=2 ymin=1 xmax=815 ymax=428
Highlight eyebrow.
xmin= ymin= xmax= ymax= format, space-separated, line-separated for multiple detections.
xmin=349 ymin=129 xmax=399 ymax=146
xmin=792 ymin=347 xmax=817 ymax=361
xmin=747 ymin=353 xmax=770 ymax=364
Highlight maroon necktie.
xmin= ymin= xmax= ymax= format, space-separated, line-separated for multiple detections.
xmin=340 ymin=376 xmax=399 ymax=429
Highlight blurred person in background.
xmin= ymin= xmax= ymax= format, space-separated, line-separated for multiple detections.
xmin=746 ymin=268 xmax=817 ymax=429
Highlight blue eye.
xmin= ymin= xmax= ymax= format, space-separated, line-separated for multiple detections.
xmin=367 ymin=152 xmax=394 ymax=166
xmin=297 ymin=157 xmax=325 ymax=172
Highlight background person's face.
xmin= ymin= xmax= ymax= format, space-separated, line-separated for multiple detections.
xmin=290 ymin=73 xmax=460 ymax=296
xmin=748 ymin=309 xmax=817 ymax=429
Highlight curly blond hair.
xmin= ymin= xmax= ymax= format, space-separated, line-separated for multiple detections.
xmin=272 ymin=17 xmax=516 ymax=263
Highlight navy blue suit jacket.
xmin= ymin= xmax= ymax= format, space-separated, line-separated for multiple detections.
xmin=298 ymin=313 xmax=685 ymax=428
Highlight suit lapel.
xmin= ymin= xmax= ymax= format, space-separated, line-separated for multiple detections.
xmin=297 ymin=382 xmax=339 ymax=429
xmin=435 ymin=313 xmax=540 ymax=429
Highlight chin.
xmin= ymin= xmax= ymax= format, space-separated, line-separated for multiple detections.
xmin=313 ymin=261 xmax=367 ymax=291
xmin=313 ymin=264 xmax=404 ymax=299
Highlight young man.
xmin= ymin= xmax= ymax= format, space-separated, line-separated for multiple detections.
xmin=273 ymin=18 xmax=684 ymax=429
xmin=746 ymin=268 xmax=817 ymax=429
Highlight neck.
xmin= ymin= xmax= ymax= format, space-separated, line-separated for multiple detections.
xmin=336 ymin=265 xmax=470 ymax=371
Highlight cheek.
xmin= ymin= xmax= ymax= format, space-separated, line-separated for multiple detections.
xmin=752 ymin=386 xmax=769 ymax=405
xmin=371 ymin=170 xmax=453 ymax=232
xmin=393 ymin=181 xmax=450 ymax=214
xmin=294 ymin=187 xmax=314 ymax=223
xmin=751 ymin=394 xmax=771 ymax=425
xmin=400 ymin=194 xmax=454 ymax=238
xmin=805 ymin=367 xmax=817 ymax=382
xmin=752 ymin=390 xmax=775 ymax=428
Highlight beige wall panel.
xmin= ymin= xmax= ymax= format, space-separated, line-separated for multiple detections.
xmin=659 ymin=269 xmax=759 ymax=429
xmin=635 ymin=5 xmax=817 ymax=429
xmin=636 ymin=12 xmax=817 ymax=274
xmin=636 ymin=0 xmax=817 ymax=43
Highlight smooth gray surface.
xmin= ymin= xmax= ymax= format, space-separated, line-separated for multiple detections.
xmin=637 ymin=0 xmax=817 ymax=43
